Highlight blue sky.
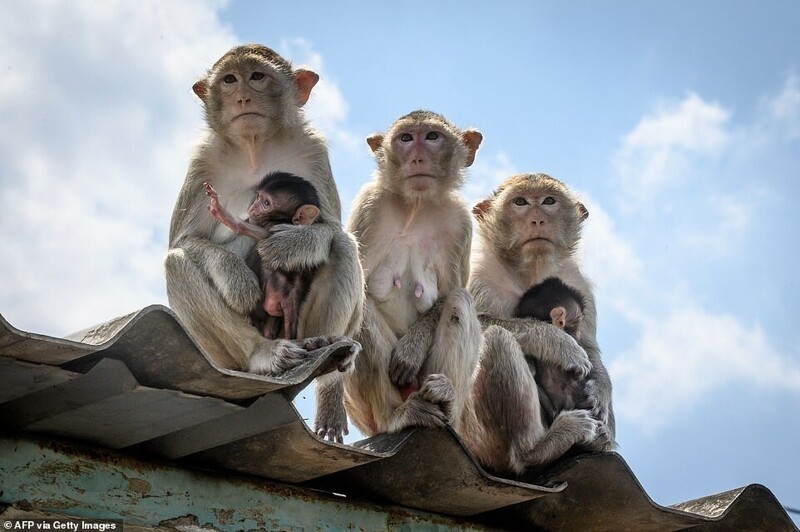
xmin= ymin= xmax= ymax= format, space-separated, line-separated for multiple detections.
xmin=0 ymin=0 xmax=798 ymax=522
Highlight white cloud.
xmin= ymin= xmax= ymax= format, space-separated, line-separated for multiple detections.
xmin=577 ymin=196 xmax=645 ymax=317
xmin=613 ymin=93 xmax=731 ymax=208
xmin=280 ymin=37 xmax=362 ymax=156
xmin=761 ymin=72 xmax=800 ymax=140
xmin=610 ymin=304 xmax=800 ymax=435
xmin=682 ymin=194 xmax=752 ymax=257
xmin=463 ymin=151 xmax=518 ymax=205
xmin=0 ymin=0 xmax=235 ymax=335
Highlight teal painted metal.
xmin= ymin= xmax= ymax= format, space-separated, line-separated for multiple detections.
xmin=0 ymin=437 xmax=493 ymax=531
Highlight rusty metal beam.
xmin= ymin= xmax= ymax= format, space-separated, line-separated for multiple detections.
xmin=0 ymin=436 xmax=496 ymax=531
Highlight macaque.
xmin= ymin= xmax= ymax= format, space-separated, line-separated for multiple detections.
xmin=464 ymin=173 xmax=615 ymax=475
xmin=204 ymin=172 xmax=321 ymax=340
xmin=344 ymin=110 xmax=484 ymax=435
xmin=514 ymin=277 xmax=589 ymax=425
xmin=164 ymin=44 xmax=363 ymax=443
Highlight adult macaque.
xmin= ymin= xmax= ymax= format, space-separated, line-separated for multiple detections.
xmin=514 ymin=276 xmax=589 ymax=425
xmin=164 ymin=44 xmax=363 ymax=443
xmin=204 ymin=172 xmax=321 ymax=340
xmin=465 ymin=172 xmax=615 ymax=474
xmin=344 ymin=110 xmax=484 ymax=435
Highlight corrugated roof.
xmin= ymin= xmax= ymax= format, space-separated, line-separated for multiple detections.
xmin=1 ymin=306 xmax=796 ymax=530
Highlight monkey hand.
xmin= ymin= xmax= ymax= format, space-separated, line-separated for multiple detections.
xmin=247 ymin=338 xmax=312 ymax=375
xmin=555 ymin=335 xmax=592 ymax=380
xmin=257 ymin=223 xmax=335 ymax=271
xmin=389 ymin=334 xmax=427 ymax=389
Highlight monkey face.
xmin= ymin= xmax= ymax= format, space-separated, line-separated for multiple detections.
xmin=193 ymin=46 xmax=319 ymax=144
xmin=208 ymin=58 xmax=285 ymax=140
xmin=368 ymin=111 xmax=482 ymax=202
xmin=247 ymin=189 xmax=286 ymax=225
xmin=475 ymin=174 xmax=586 ymax=265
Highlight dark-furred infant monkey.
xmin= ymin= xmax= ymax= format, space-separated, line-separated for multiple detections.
xmin=514 ymin=276 xmax=589 ymax=426
xmin=205 ymin=172 xmax=321 ymax=340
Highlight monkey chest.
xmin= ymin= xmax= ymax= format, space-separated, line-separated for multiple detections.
xmin=366 ymin=232 xmax=454 ymax=329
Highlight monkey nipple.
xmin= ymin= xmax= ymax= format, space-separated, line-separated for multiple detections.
xmin=393 ymin=277 xmax=402 ymax=289
xmin=414 ymin=282 xmax=424 ymax=298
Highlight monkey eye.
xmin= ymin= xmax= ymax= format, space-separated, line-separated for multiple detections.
xmin=425 ymin=131 xmax=439 ymax=141
xmin=513 ymin=197 xmax=529 ymax=206
xmin=400 ymin=133 xmax=413 ymax=142
xmin=251 ymin=72 xmax=265 ymax=81
xmin=223 ymin=74 xmax=237 ymax=83
xmin=542 ymin=196 xmax=556 ymax=205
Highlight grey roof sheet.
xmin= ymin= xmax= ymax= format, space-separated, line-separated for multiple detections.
xmin=0 ymin=306 xmax=796 ymax=531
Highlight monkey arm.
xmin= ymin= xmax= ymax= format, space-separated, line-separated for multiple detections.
xmin=477 ymin=314 xmax=592 ymax=380
xmin=180 ymin=236 xmax=262 ymax=315
xmin=389 ymin=299 xmax=445 ymax=387
xmin=256 ymin=222 xmax=337 ymax=271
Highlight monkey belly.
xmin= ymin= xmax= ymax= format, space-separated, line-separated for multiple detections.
xmin=368 ymin=271 xmax=439 ymax=336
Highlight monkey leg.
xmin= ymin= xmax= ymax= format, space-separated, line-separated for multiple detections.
xmin=419 ymin=288 xmax=482 ymax=432
xmin=470 ymin=325 xmax=598 ymax=475
xmin=342 ymin=300 xmax=400 ymax=437
xmin=470 ymin=325 xmax=544 ymax=474
xmin=303 ymin=232 xmax=365 ymax=442
xmin=164 ymin=248 xmax=309 ymax=374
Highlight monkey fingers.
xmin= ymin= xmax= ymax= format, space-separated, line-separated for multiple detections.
xmin=388 ymin=343 xmax=424 ymax=388
xmin=202 ymin=181 xmax=217 ymax=197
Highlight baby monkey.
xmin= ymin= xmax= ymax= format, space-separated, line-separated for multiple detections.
xmin=204 ymin=172 xmax=321 ymax=340
xmin=514 ymin=277 xmax=589 ymax=425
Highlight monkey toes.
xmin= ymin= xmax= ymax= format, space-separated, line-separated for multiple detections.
xmin=247 ymin=339 xmax=310 ymax=375
xmin=553 ymin=409 xmax=600 ymax=445
xmin=418 ymin=373 xmax=455 ymax=420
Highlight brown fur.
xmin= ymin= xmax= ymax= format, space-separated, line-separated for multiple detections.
xmin=465 ymin=173 xmax=616 ymax=475
xmin=345 ymin=111 xmax=483 ymax=435
xmin=164 ymin=44 xmax=364 ymax=443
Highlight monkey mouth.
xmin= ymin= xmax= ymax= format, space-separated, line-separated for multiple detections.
xmin=233 ymin=112 xmax=265 ymax=120
xmin=406 ymin=174 xmax=435 ymax=179
xmin=524 ymin=237 xmax=552 ymax=245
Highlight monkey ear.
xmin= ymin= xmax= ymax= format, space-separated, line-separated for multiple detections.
xmin=294 ymin=69 xmax=320 ymax=107
xmin=462 ymin=129 xmax=483 ymax=167
xmin=192 ymin=80 xmax=209 ymax=103
xmin=293 ymin=204 xmax=321 ymax=226
xmin=577 ymin=202 xmax=589 ymax=220
xmin=472 ymin=199 xmax=492 ymax=222
xmin=366 ymin=134 xmax=384 ymax=153
xmin=550 ymin=307 xmax=568 ymax=329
